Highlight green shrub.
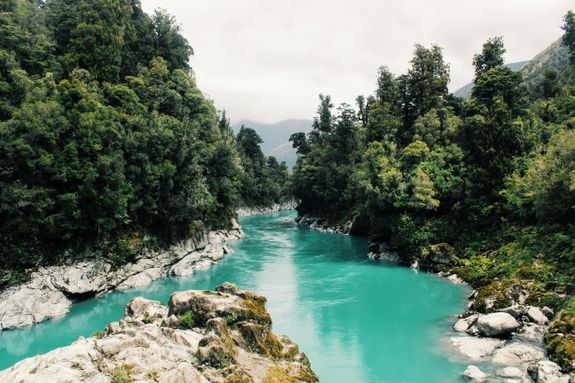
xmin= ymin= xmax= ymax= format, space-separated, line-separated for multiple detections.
xmin=111 ymin=365 xmax=133 ymax=383
xmin=178 ymin=311 xmax=195 ymax=329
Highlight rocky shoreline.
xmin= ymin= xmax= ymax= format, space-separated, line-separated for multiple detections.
xmin=236 ymin=200 xmax=297 ymax=217
xmin=450 ymin=303 xmax=573 ymax=382
xmin=0 ymin=221 xmax=244 ymax=331
xmin=0 ymin=283 xmax=318 ymax=383
xmin=295 ymin=214 xmax=353 ymax=234
xmin=299 ymin=215 xmax=574 ymax=382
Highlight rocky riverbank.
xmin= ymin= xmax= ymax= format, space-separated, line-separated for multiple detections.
xmin=0 ymin=222 xmax=244 ymax=331
xmin=369 ymin=241 xmax=574 ymax=382
xmin=295 ymin=214 xmax=353 ymax=234
xmin=0 ymin=283 xmax=318 ymax=383
xmin=298 ymin=215 xmax=573 ymax=382
xmin=236 ymin=201 xmax=297 ymax=217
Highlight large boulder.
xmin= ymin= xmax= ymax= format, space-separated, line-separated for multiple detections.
xmin=491 ymin=342 xmax=545 ymax=366
xmin=0 ymin=284 xmax=70 ymax=330
xmin=124 ymin=297 xmax=168 ymax=324
xmin=476 ymin=312 xmax=521 ymax=337
xmin=168 ymin=283 xmax=272 ymax=327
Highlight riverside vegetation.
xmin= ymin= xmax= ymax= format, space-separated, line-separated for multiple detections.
xmin=290 ymin=11 xmax=575 ymax=373
xmin=0 ymin=0 xmax=290 ymax=287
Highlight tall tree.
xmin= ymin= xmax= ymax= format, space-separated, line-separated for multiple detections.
xmin=472 ymin=37 xmax=505 ymax=81
xmin=66 ymin=0 xmax=133 ymax=82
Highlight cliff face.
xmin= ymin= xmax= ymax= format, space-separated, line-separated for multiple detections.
xmin=0 ymin=224 xmax=244 ymax=330
xmin=0 ymin=283 xmax=319 ymax=383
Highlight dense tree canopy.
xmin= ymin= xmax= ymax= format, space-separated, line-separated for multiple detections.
xmin=0 ymin=0 xmax=288 ymax=272
xmin=291 ymin=15 xmax=575 ymax=273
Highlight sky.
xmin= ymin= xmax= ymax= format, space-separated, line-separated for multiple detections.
xmin=141 ymin=0 xmax=573 ymax=124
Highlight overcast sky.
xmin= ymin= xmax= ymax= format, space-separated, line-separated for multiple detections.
xmin=141 ymin=0 xmax=572 ymax=124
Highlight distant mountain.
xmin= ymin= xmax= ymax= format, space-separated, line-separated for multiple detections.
xmin=521 ymin=38 xmax=569 ymax=86
xmin=453 ymin=60 xmax=530 ymax=99
xmin=454 ymin=37 xmax=571 ymax=99
xmin=233 ymin=119 xmax=313 ymax=168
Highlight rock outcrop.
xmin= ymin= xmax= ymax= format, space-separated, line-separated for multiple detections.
xmin=0 ymin=224 xmax=243 ymax=330
xmin=295 ymin=214 xmax=353 ymax=235
xmin=0 ymin=283 xmax=318 ymax=383
xmin=236 ymin=201 xmax=297 ymax=217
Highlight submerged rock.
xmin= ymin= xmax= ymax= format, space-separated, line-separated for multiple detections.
xmin=450 ymin=336 xmax=505 ymax=360
xmin=0 ymin=283 xmax=318 ymax=383
xmin=462 ymin=365 xmax=488 ymax=382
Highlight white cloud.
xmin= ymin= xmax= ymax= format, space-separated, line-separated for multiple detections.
xmin=141 ymin=0 xmax=572 ymax=123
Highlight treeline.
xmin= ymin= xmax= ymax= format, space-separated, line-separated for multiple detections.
xmin=0 ymin=0 xmax=288 ymax=274
xmin=291 ymin=12 xmax=575 ymax=370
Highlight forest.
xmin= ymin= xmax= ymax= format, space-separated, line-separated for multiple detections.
xmin=0 ymin=0 xmax=289 ymax=277
xmin=290 ymin=12 xmax=575 ymax=371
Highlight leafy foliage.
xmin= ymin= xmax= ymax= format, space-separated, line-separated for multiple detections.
xmin=0 ymin=0 xmax=287 ymax=272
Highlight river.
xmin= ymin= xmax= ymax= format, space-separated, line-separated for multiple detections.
xmin=0 ymin=211 xmax=470 ymax=382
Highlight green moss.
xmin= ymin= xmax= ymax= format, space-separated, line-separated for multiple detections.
xmin=224 ymin=369 xmax=254 ymax=383
xmin=546 ymin=297 xmax=575 ymax=372
xmin=263 ymin=365 xmax=318 ymax=383
xmin=238 ymin=323 xmax=284 ymax=359
xmin=241 ymin=293 xmax=272 ymax=326
xmin=91 ymin=330 xmax=104 ymax=339
xmin=177 ymin=311 xmax=195 ymax=329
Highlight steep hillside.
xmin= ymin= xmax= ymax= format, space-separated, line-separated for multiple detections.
xmin=454 ymin=61 xmax=530 ymax=98
xmin=233 ymin=119 xmax=313 ymax=167
xmin=521 ymin=38 xmax=570 ymax=85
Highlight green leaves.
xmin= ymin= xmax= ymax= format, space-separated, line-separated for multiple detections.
xmin=0 ymin=3 xmax=242 ymax=269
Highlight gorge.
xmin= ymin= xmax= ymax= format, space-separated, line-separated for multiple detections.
xmin=1 ymin=211 xmax=470 ymax=382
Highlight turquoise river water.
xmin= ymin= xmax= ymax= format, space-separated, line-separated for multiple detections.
xmin=0 ymin=211 xmax=470 ymax=382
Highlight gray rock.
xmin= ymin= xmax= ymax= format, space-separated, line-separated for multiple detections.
xmin=454 ymin=315 xmax=479 ymax=333
xmin=0 ymin=283 xmax=70 ymax=330
xmin=499 ymin=305 xmax=526 ymax=319
xmin=236 ymin=201 xmax=296 ymax=217
xmin=541 ymin=306 xmax=554 ymax=319
xmin=526 ymin=307 xmax=549 ymax=325
xmin=476 ymin=312 xmax=521 ymax=337
xmin=462 ymin=365 xmax=488 ymax=382
xmin=446 ymin=274 xmax=466 ymax=284
xmin=497 ymin=366 xmax=524 ymax=379
xmin=124 ymin=297 xmax=168 ymax=324
xmin=536 ymin=360 xmax=569 ymax=383
xmin=491 ymin=342 xmax=544 ymax=366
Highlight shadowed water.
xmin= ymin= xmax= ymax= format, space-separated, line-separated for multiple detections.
xmin=0 ymin=211 xmax=469 ymax=382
